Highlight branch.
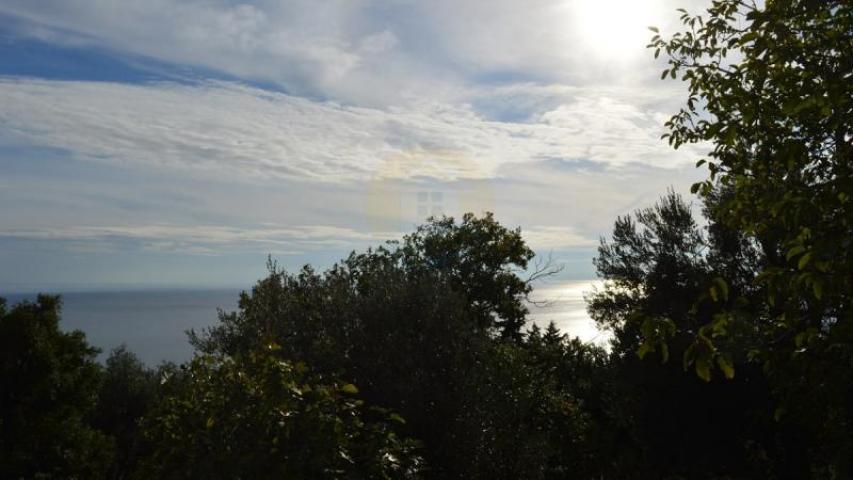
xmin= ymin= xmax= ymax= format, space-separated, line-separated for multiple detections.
xmin=523 ymin=252 xmax=565 ymax=307
xmin=525 ymin=252 xmax=565 ymax=285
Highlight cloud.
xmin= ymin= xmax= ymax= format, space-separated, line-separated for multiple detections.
xmin=0 ymin=0 xmax=718 ymax=290
xmin=0 ymin=223 xmax=396 ymax=255
xmin=521 ymin=226 xmax=597 ymax=250
xmin=0 ymin=78 xmax=705 ymax=184
xmin=0 ymin=220 xmax=597 ymax=258
xmin=0 ymin=0 xmax=421 ymax=105
xmin=0 ymin=0 xmax=715 ymax=105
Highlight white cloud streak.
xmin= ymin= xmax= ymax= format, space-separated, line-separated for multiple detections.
xmin=0 ymin=221 xmax=600 ymax=256
xmin=0 ymin=223 xmax=395 ymax=255
xmin=521 ymin=226 xmax=598 ymax=250
xmin=0 ymin=78 xmax=705 ymax=183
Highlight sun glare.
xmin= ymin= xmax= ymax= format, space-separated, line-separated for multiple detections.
xmin=573 ymin=0 xmax=663 ymax=61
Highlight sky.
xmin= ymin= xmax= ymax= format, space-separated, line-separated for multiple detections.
xmin=0 ymin=0 xmax=713 ymax=293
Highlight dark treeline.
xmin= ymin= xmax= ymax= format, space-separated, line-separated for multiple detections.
xmin=1 ymin=0 xmax=850 ymax=478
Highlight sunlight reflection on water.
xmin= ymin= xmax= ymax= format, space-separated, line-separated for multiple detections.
xmin=526 ymin=280 xmax=611 ymax=346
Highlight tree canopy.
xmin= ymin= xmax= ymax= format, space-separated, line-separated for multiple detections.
xmin=189 ymin=213 xmax=595 ymax=479
xmin=0 ymin=295 xmax=112 ymax=479
xmin=645 ymin=1 xmax=852 ymax=471
xmin=649 ymin=0 xmax=852 ymax=370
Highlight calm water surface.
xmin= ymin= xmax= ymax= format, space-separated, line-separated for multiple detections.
xmin=4 ymin=280 xmax=605 ymax=365
xmin=4 ymin=289 xmax=239 ymax=365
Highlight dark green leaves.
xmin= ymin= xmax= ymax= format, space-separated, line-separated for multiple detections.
xmin=140 ymin=350 xmax=423 ymax=479
xmin=0 ymin=296 xmax=113 ymax=479
xmin=647 ymin=0 xmax=853 ymax=470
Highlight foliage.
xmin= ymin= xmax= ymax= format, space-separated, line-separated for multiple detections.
xmin=399 ymin=213 xmax=536 ymax=339
xmin=192 ymin=213 xmax=534 ymax=359
xmin=0 ymin=295 xmax=113 ymax=479
xmin=588 ymin=192 xmax=810 ymax=478
xmin=649 ymin=0 xmax=853 ymax=472
xmin=189 ymin=214 xmax=596 ymax=479
xmin=92 ymin=346 xmax=160 ymax=480
xmin=7 ymin=200 xmax=847 ymax=478
xmin=522 ymin=323 xmax=613 ymax=479
xmin=137 ymin=347 xmax=423 ymax=479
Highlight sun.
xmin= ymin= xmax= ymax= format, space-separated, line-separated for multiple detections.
xmin=573 ymin=0 xmax=664 ymax=61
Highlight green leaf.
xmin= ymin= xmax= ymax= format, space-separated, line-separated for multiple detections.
xmin=812 ymin=281 xmax=823 ymax=300
xmin=683 ymin=344 xmax=695 ymax=371
xmin=340 ymin=383 xmax=359 ymax=395
xmin=797 ymin=252 xmax=812 ymax=270
xmin=712 ymin=277 xmax=729 ymax=302
xmin=715 ymin=355 xmax=735 ymax=380
xmin=648 ymin=26 xmax=659 ymax=33
xmin=660 ymin=342 xmax=670 ymax=363
xmin=695 ymin=358 xmax=711 ymax=382
xmin=786 ymin=245 xmax=806 ymax=261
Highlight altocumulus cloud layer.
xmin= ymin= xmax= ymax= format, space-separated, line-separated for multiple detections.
xmin=0 ymin=0 xmax=711 ymax=290
xmin=0 ymin=79 xmax=703 ymax=181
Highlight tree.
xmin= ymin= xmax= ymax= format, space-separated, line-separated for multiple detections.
xmin=649 ymin=0 xmax=852 ymax=472
xmin=522 ymin=323 xmax=613 ymax=479
xmin=399 ymin=213 xmax=536 ymax=339
xmin=191 ymin=213 xmax=536 ymax=359
xmin=189 ymin=214 xmax=591 ymax=479
xmin=588 ymin=192 xmax=811 ymax=478
xmin=92 ymin=346 xmax=159 ymax=480
xmin=0 ymin=295 xmax=113 ymax=479
xmin=137 ymin=347 xmax=422 ymax=479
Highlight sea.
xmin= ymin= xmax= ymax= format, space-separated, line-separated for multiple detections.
xmin=3 ymin=280 xmax=606 ymax=366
